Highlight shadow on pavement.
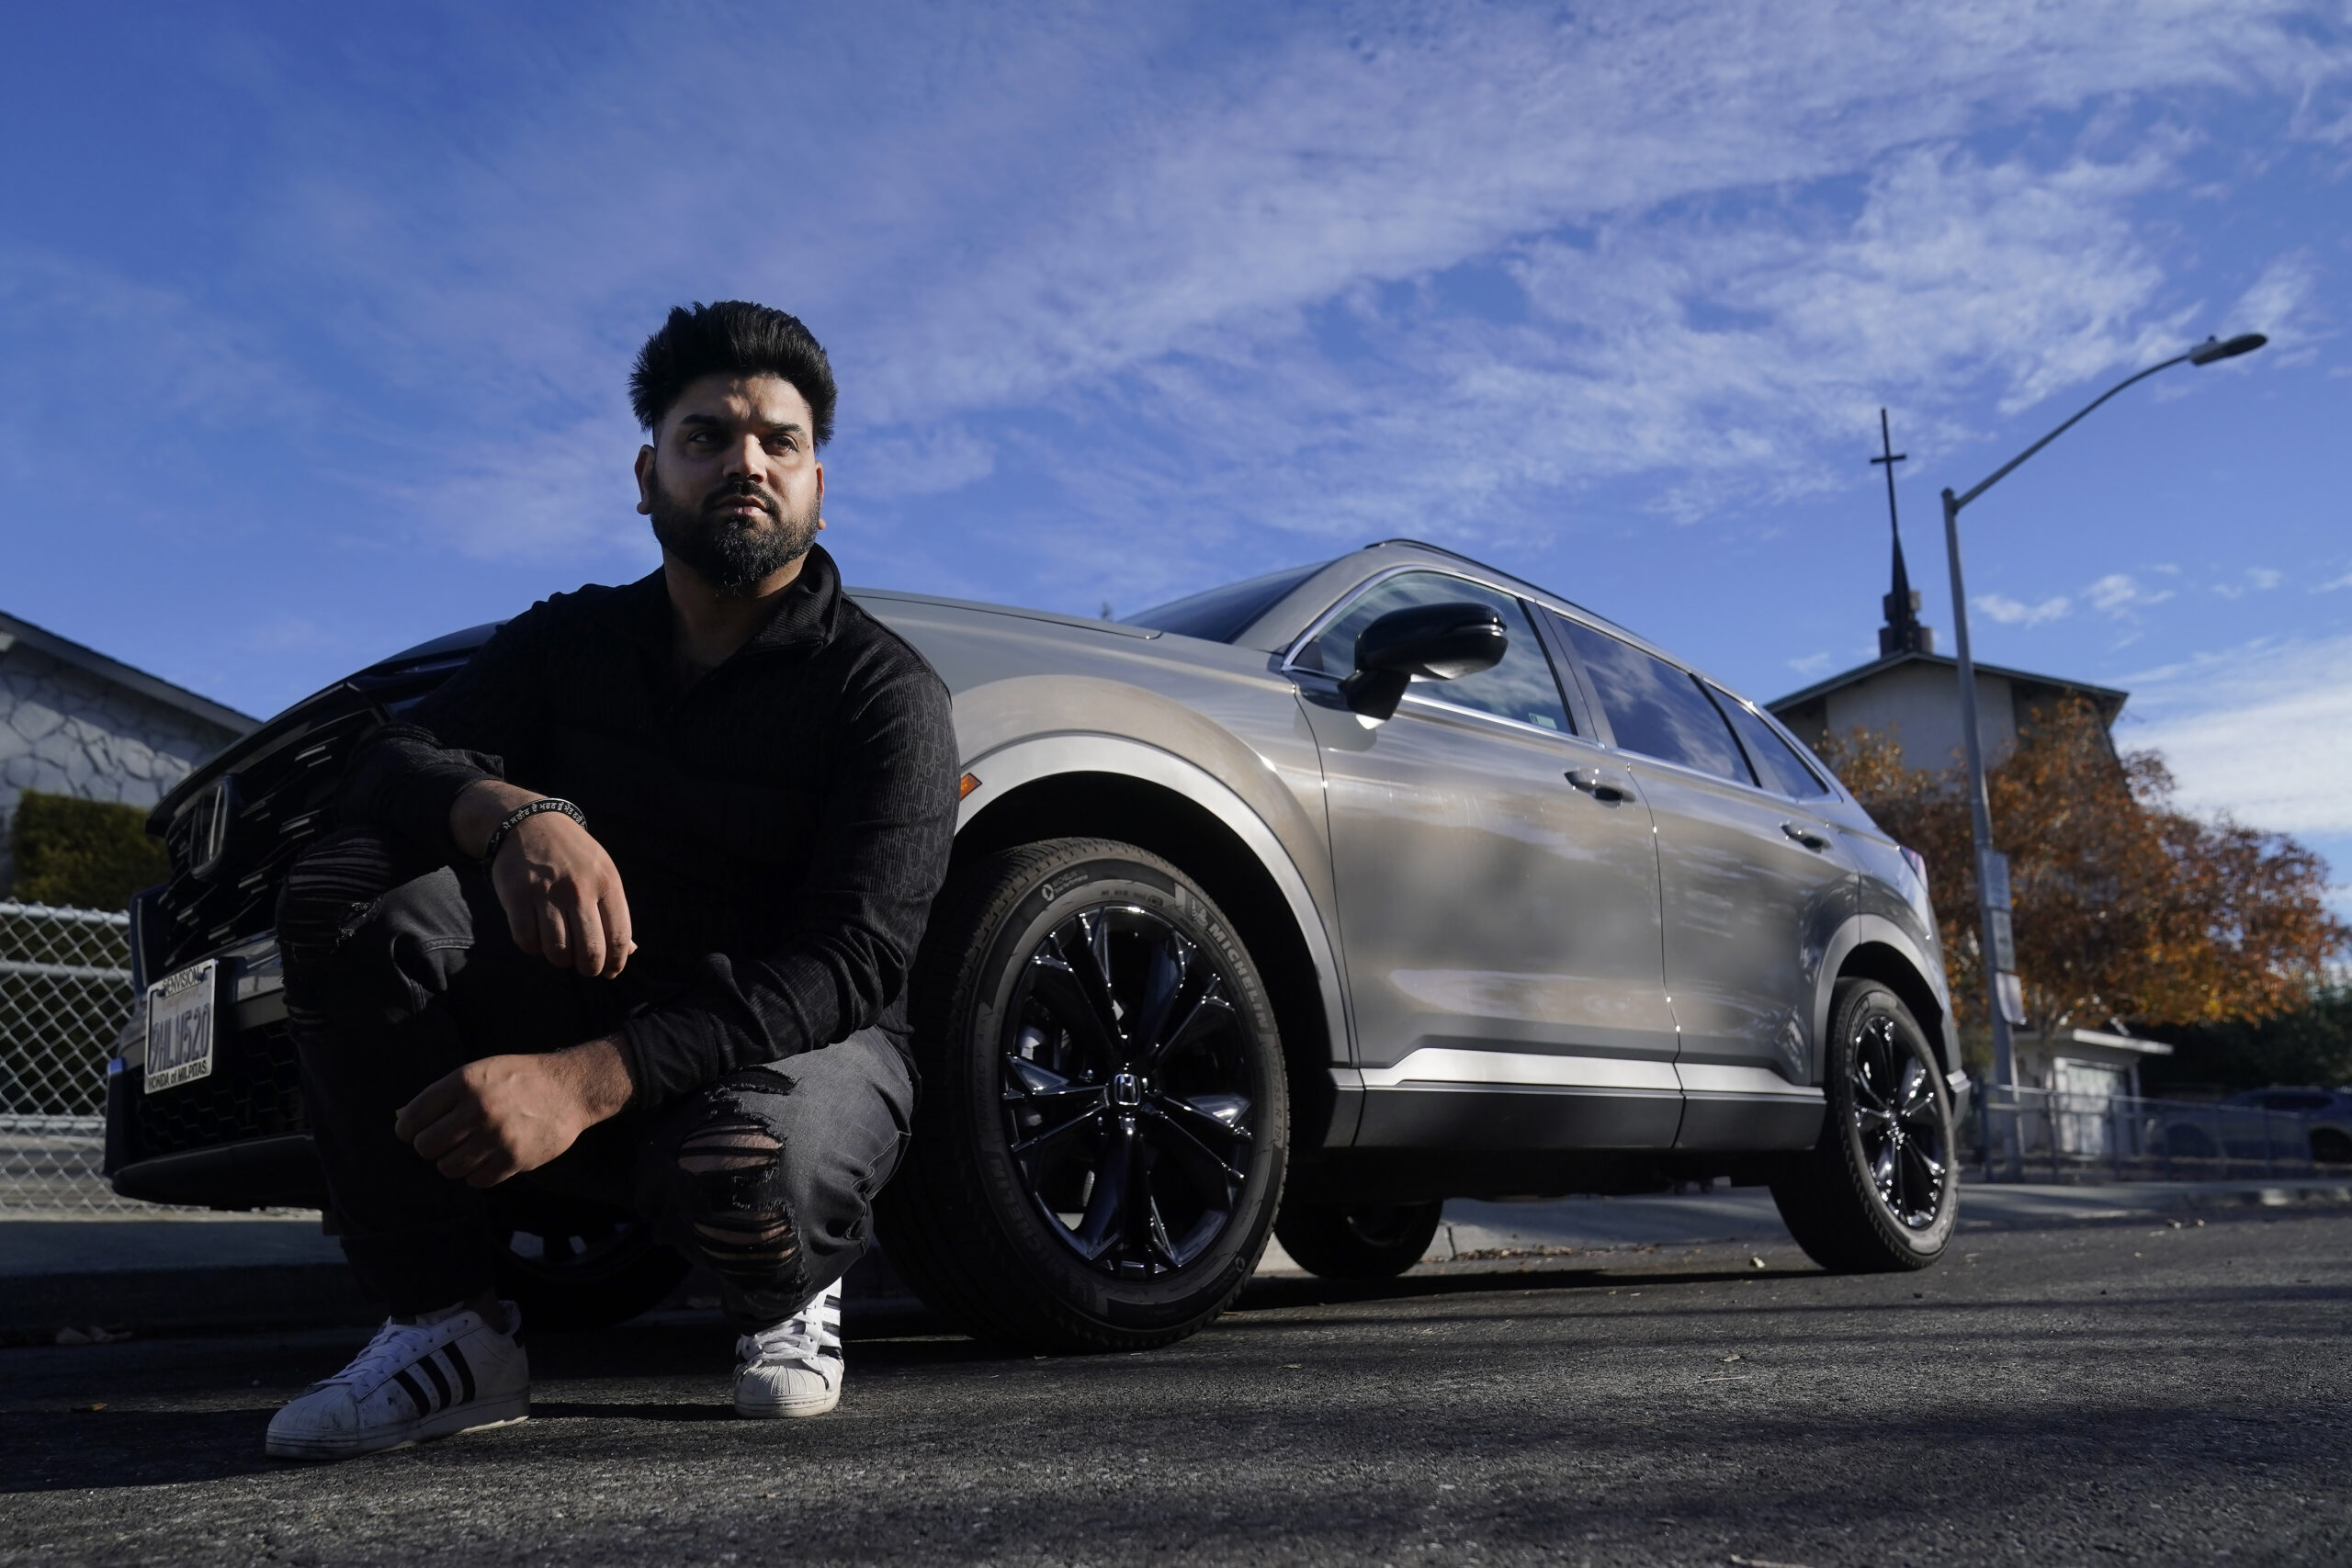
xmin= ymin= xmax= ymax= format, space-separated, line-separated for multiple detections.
xmin=3 ymin=1407 xmax=284 ymax=1492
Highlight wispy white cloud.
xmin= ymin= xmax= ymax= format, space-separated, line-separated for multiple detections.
xmin=1787 ymin=651 xmax=1837 ymax=677
xmin=2212 ymin=567 xmax=2284 ymax=598
xmin=2127 ymin=634 xmax=2352 ymax=839
xmin=1975 ymin=592 xmax=2073 ymax=626
xmin=7 ymin=0 xmax=2348 ymax=638
xmin=2086 ymin=572 xmax=2176 ymax=615
xmin=400 ymin=414 xmax=652 ymax=565
xmin=839 ymin=423 xmax=999 ymax=502
xmin=2226 ymin=250 xmax=2323 ymax=341
xmin=125 ymin=0 xmax=2341 ymax=578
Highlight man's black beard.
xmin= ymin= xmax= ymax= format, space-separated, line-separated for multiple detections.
xmin=648 ymin=473 xmax=819 ymax=594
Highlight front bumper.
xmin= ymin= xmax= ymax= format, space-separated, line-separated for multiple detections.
xmin=105 ymin=935 xmax=320 ymax=1210
xmin=107 ymin=1122 xmax=327 ymax=1209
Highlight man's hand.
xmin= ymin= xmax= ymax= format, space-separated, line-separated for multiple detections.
xmin=394 ymin=1039 xmax=636 ymax=1188
xmin=451 ymin=780 xmax=635 ymax=978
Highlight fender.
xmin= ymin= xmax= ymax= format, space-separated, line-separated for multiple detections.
xmin=955 ymin=731 xmax=1352 ymax=1079
xmin=1814 ymin=913 xmax=1959 ymax=1080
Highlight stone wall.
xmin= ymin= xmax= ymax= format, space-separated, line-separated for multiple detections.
xmin=0 ymin=644 xmax=243 ymax=892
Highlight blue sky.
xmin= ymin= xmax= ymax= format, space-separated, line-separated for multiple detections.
xmin=6 ymin=2 xmax=2349 ymax=907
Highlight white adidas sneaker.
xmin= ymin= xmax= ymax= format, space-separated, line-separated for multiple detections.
xmin=266 ymin=1302 xmax=529 ymax=1460
xmin=733 ymin=1279 xmax=844 ymax=1418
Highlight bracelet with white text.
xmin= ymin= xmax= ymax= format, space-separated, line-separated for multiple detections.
xmin=481 ymin=797 xmax=588 ymax=868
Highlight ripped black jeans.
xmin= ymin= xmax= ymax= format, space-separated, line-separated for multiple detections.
xmin=277 ymin=829 xmax=914 ymax=1328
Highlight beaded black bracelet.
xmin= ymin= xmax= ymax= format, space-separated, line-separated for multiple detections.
xmin=481 ymin=797 xmax=587 ymax=867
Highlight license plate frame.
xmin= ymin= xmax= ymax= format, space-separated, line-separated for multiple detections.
xmin=143 ymin=960 xmax=220 ymax=1094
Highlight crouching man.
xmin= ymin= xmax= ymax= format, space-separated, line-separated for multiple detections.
xmin=265 ymin=301 xmax=957 ymax=1460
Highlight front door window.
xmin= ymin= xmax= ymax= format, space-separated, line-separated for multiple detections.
xmin=1295 ymin=571 xmax=1573 ymax=734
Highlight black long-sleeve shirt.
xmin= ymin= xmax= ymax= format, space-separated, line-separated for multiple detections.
xmin=336 ymin=546 xmax=959 ymax=1108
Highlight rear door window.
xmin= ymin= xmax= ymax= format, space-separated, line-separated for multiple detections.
xmin=1708 ymin=682 xmax=1830 ymax=798
xmin=1552 ymin=615 xmax=1752 ymax=784
xmin=1295 ymin=571 xmax=1572 ymax=733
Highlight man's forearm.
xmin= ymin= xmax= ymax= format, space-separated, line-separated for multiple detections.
xmin=449 ymin=778 xmax=546 ymax=861
xmin=556 ymin=1035 xmax=637 ymax=1122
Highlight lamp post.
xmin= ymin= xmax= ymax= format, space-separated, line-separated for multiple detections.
xmin=1939 ymin=333 xmax=2267 ymax=1095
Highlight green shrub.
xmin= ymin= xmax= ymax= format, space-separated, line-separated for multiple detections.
xmin=6 ymin=789 xmax=170 ymax=912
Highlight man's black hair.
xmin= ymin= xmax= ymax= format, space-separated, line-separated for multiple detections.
xmin=628 ymin=300 xmax=837 ymax=445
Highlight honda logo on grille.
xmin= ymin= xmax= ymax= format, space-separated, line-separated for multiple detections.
xmin=184 ymin=775 xmax=241 ymax=881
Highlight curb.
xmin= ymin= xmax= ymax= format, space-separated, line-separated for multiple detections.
xmin=0 ymin=1262 xmax=373 ymax=1348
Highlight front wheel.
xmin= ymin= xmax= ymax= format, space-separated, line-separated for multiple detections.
xmin=876 ymin=838 xmax=1289 ymax=1352
xmin=1770 ymin=979 xmax=1957 ymax=1273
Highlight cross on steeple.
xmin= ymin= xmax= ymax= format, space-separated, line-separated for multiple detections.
xmin=1873 ymin=409 xmax=1933 ymax=657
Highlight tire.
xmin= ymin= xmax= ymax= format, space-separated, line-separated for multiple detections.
xmin=488 ymin=1189 xmax=689 ymax=1331
xmin=876 ymin=838 xmax=1289 ymax=1352
xmin=1275 ymin=1200 xmax=1444 ymax=1280
xmin=2312 ymin=1128 xmax=2352 ymax=1165
xmin=1770 ymin=979 xmax=1957 ymax=1273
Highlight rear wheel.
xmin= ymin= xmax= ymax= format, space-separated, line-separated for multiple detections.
xmin=2312 ymin=1128 xmax=2352 ymax=1165
xmin=1770 ymin=979 xmax=1956 ymax=1273
xmin=1275 ymin=1200 xmax=1444 ymax=1280
xmin=876 ymin=838 xmax=1288 ymax=1351
xmin=488 ymin=1190 xmax=688 ymax=1330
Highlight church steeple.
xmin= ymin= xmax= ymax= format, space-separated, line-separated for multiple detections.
xmin=1872 ymin=409 xmax=1933 ymax=657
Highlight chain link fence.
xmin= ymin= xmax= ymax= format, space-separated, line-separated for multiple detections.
xmin=1969 ymin=1083 xmax=2351 ymax=1183
xmin=0 ymin=899 xmax=163 ymax=1212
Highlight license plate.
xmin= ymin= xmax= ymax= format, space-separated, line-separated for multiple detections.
xmin=144 ymin=961 xmax=220 ymax=1093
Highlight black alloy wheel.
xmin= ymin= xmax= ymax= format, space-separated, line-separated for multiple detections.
xmin=877 ymin=838 xmax=1288 ymax=1352
xmin=1770 ymin=978 xmax=1957 ymax=1273
xmin=1849 ymin=1011 xmax=1949 ymax=1230
xmin=1005 ymin=905 xmax=1260 ymax=1279
xmin=1274 ymin=1199 xmax=1445 ymax=1280
xmin=488 ymin=1189 xmax=689 ymax=1330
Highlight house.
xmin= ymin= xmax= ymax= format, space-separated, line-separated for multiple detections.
xmin=0 ymin=609 xmax=255 ymax=891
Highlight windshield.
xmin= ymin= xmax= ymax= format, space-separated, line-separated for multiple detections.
xmin=1122 ymin=561 xmax=1329 ymax=643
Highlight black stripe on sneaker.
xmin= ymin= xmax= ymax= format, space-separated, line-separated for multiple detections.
xmin=442 ymin=1343 xmax=478 ymax=1404
xmin=416 ymin=1350 xmax=453 ymax=1409
xmin=391 ymin=1368 xmax=435 ymax=1417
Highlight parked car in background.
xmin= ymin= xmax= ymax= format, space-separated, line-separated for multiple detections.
xmin=2156 ymin=1087 xmax=2352 ymax=1165
xmin=106 ymin=539 xmax=1962 ymax=1349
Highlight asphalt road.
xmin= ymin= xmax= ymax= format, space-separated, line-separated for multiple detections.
xmin=6 ymin=1208 xmax=2349 ymax=1567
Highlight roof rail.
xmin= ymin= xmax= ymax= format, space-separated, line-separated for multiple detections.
xmin=1363 ymin=537 xmax=1498 ymax=570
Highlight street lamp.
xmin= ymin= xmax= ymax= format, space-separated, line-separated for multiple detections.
xmin=1939 ymin=333 xmax=2267 ymax=1095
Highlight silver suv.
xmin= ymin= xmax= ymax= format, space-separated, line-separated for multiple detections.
xmin=109 ymin=539 xmax=1961 ymax=1350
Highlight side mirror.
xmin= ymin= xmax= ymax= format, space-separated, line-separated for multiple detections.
xmin=1338 ymin=603 xmax=1509 ymax=720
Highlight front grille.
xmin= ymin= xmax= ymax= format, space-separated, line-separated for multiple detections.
xmin=149 ymin=709 xmax=381 ymax=976
xmin=128 ymin=1016 xmax=306 ymax=1159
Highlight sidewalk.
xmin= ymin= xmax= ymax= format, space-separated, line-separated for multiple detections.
xmin=1321 ymin=1175 xmax=2352 ymax=1270
xmin=8 ymin=1177 xmax=2349 ymax=1343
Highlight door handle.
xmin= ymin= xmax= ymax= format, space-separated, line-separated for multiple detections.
xmin=1781 ymin=821 xmax=1830 ymax=852
xmin=1566 ymin=768 xmax=1632 ymax=803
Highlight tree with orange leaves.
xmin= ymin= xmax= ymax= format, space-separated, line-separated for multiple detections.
xmin=1817 ymin=696 xmax=2346 ymax=1039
